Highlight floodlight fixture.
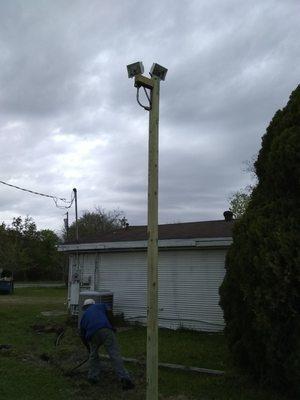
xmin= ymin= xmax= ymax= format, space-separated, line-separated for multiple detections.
xmin=150 ymin=63 xmax=168 ymax=81
xmin=127 ymin=61 xmax=144 ymax=78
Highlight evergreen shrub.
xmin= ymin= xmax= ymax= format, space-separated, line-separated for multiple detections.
xmin=219 ymin=86 xmax=300 ymax=396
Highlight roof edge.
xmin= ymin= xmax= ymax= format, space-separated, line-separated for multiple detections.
xmin=58 ymin=236 xmax=233 ymax=252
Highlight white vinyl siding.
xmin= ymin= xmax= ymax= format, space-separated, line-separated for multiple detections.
xmin=158 ymin=250 xmax=225 ymax=331
xmin=89 ymin=249 xmax=226 ymax=332
xmin=97 ymin=252 xmax=147 ymax=321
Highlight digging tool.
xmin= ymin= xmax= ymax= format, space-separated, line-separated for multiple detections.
xmin=65 ymin=356 xmax=89 ymax=376
xmin=65 ymin=344 xmax=90 ymax=377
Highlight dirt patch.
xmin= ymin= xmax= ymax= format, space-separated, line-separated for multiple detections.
xmin=161 ymin=396 xmax=194 ymax=400
xmin=32 ymin=324 xmax=64 ymax=334
xmin=41 ymin=310 xmax=67 ymax=317
xmin=0 ymin=344 xmax=13 ymax=352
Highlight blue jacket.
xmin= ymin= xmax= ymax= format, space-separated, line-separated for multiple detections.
xmin=80 ymin=303 xmax=113 ymax=341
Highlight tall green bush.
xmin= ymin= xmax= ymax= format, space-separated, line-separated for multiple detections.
xmin=219 ymin=86 xmax=300 ymax=396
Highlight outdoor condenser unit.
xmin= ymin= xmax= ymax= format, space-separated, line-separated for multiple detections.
xmin=77 ymin=290 xmax=114 ymax=328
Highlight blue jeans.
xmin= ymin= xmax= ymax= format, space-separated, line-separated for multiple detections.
xmin=88 ymin=328 xmax=130 ymax=381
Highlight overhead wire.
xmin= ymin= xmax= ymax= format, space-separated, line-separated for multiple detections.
xmin=0 ymin=180 xmax=75 ymax=210
xmin=53 ymin=191 xmax=75 ymax=210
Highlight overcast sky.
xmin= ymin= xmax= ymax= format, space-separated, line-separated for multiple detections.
xmin=0 ymin=0 xmax=299 ymax=233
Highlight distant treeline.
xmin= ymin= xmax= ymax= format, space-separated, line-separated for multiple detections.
xmin=63 ymin=207 xmax=126 ymax=243
xmin=0 ymin=216 xmax=64 ymax=281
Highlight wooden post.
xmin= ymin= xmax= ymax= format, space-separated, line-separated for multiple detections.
xmin=146 ymin=76 xmax=160 ymax=400
xmin=64 ymin=211 xmax=69 ymax=240
xmin=73 ymin=188 xmax=79 ymax=243
xmin=73 ymin=188 xmax=79 ymax=287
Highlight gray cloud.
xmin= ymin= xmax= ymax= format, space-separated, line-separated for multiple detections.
xmin=0 ymin=0 xmax=299 ymax=232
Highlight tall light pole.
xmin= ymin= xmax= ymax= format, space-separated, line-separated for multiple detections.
xmin=127 ymin=62 xmax=167 ymax=400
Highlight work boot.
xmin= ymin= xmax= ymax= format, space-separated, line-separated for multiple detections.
xmin=121 ymin=378 xmax=135 ymax=391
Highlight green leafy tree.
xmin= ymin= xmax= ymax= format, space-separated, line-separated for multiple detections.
xmin=38 ymin=229 xmax=63 ymax=279
xmin=64 ymin=207 xmax=127 ymax=242
xmin=0 ymin=218 xmax=29 ymax=279
xmin=219 ymin=86 xmax=300 ymax=395
xmin=0 ymin=216 xmax=63 ymax=281
xmin=25 ymin=228 xmax=63 ymax=281
xmin=229 ymin=188 xmax=252 ymax=218
xmin=0 ymin=223 xmax=20 ymax=275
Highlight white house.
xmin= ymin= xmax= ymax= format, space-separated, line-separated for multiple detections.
xmin=58 ymin=218 xmax=234 ymax=332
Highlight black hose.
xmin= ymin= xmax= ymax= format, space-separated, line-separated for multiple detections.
xmin=55 ymin=329 xmax=65 ymax=346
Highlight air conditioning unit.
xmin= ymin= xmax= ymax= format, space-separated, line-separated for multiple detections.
xmin=77 ymin=290 xmax=113 ymax=327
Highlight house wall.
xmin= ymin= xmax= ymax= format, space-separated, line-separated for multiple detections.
xmin=68 ymin=248 xmax=226 ymax=332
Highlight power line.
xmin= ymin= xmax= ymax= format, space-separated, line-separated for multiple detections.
xmin=53 ymin=193 xmax=75 ymax=209
xmin=0 ymin=180 xmax=66 ymax=200
xmin=0 ymin=180 xmax=75 ymax=209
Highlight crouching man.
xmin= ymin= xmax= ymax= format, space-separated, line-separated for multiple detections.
xmin=80 ymin=298 xmax=134 ymax=390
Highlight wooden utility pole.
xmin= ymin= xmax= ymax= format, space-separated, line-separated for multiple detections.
xmin=64 ymin=211 xmax=69 ymax=240
xmin=146 ymin=76 xmax=160 ymax=400
xmin=73 ymin=188 xmax=79 ymax=243
xmin=73 ymin=188 xmax=79 ymax=289
xmin=127 ymin=62 xmax=167 ymax=400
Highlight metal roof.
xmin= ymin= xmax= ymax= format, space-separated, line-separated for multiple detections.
xmin=64 ymin=219 xmax=234 ymax=244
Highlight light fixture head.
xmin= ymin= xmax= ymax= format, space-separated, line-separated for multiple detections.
xmin=150 ymin=63 xmax=168 ymax=81
xmin=127 ymin=61 xmax=144 ymax=78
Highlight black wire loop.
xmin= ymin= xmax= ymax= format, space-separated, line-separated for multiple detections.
xmin=136 ymin=87 xmax=151 ymax=111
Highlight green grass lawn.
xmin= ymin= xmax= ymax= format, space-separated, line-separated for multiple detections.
xmin=118 ymin=327 xmax=227 ymax=370
xmin=0 ymin=287 xmax=290 ymax=400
